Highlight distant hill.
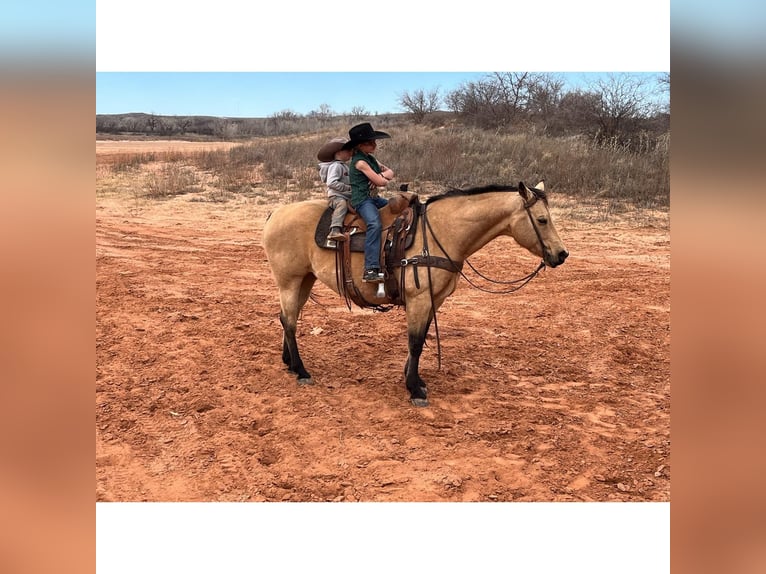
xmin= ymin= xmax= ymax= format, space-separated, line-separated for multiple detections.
xmin=95 ymin=112 xmax=415 ymax=140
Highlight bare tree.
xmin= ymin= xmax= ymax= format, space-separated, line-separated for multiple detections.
xmin=444 ymin=77 xmax=507 ymax=128
xmin=526 ymin=74 xmax=565 ymax=132
xmin=96 ymin=116 xmax=117 ymax=133
xmin=145 ymin=114 xmax=158 ymax=133
xmin=308 ymin=103 xmax=333 ymax=121
xmin=657 ymin=72 xmax=670 ymax=114
xmin=445 ymin=72 xmax=561 ymax=129
xmin=398 ymin=88 xmax=440 ymax=123
xmin=493 ymin=72 xmax=531 ymax=119
xmin=214 ymin=118 xmax=239 ymax=139
xmin=272 ymin=110 xmax=301 ymax=121
xmin=267 ymin=110 xmax=302 ymax=136
xmin=552 ymin=89 xmax=601 ymax=136
xmin=349 ymin=106 xmax=369 ymax=120
xmin=588 ymin=73 xmax=654 ymax=143
xmin=157 ymin=117 xmax=174 ymax=135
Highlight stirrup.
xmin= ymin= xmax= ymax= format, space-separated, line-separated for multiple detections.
xmin=327 ymin=228 xmax=346 ymax=241
xmin=362 ymin=269 xmax=384 ymax=283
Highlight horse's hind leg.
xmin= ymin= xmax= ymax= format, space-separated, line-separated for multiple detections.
xmin=278 ymin=274 xmax=316 ymax=384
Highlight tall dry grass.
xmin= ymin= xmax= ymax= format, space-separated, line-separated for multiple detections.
xmin=97 ymin=122 xmax=669 ymax=214
xmin=143 ymin=164 xmax=203 ymax=199
xmin=380 ymin=125 xmax=669 ymax=209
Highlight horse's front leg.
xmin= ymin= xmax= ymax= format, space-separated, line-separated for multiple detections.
xmin=404 ymin=311 xmax=433 ymax=407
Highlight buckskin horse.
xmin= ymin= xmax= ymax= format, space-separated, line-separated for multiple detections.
xmin=262 ymin=181 xmax=568 ymax=406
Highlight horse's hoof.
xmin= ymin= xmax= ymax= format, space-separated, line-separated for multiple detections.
xmin=297 ymin=377 xmax=314 ymax=386
xmin=411 ymin=398 xmax=429 ymax=407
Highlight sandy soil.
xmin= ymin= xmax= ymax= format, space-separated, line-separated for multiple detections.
xmin=96 ymin=142 xmax=670 ymax=502
xmin=96 ymin=140 xmax=240 ymax=155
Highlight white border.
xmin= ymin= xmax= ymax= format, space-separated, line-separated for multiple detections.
xmin=97 ymin=502 xmax=669 ymax=573
xmin=96 ymin=0 xmax=669 ymax=71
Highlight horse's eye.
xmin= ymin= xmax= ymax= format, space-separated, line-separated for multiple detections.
xmin=537 ymin=217 xmax=548 ymax=225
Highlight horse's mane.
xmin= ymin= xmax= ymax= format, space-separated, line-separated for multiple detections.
xmin=425 ymin=183 xmax=548 ymax=206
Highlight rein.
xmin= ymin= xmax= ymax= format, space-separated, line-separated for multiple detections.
xmin=460 ymin=259 xmax=546 ymax=293
xmin=415 ymin=195 xmax=547 ymax=368
xmin=420 ymin=203 xmax=443 ymax=369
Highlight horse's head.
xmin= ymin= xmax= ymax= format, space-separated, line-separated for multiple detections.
xmin=514 ymin=181 xmax=569 ymax=268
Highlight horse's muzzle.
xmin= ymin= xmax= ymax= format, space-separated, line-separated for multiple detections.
xmin=546 ymin=249 xmax=569 ymax=268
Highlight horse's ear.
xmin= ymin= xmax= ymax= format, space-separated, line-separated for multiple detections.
xmin=518 ymin=181 xmax=532 ymax=201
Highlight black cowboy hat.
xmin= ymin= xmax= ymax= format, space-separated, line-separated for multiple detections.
xmin=316 ymin=138 xmax=348 ymax=162
xmin=341 ymin=122 xmax=391 ymax=150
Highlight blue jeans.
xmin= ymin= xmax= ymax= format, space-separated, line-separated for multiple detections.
xmin=355 ymin=196 xmax=389 ymax=270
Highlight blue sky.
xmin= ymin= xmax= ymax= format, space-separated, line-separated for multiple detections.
xmin=96 ymin=72 xmax=486 ymax=117
xmin=95 ymin=72 xmax=666 ymax=118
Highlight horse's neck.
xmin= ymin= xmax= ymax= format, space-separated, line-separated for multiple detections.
xmin=424 ymin=193 xmax=521 ymax=259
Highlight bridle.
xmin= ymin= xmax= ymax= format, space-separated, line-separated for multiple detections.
xmin=423 ymin=194 xmax=548 ymax=295
xmin=522 ymin=194 xmax=549 ymax=267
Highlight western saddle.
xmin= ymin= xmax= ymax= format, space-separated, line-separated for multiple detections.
xmin=317 ymin=191 xmax=461 ymax=310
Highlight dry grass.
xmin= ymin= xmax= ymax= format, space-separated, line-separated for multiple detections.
xmin=95 ymin=123 xmax=668 ymax=225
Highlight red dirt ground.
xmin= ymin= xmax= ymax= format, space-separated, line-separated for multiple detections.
xmin=96 ymin=151 xmax=669 ymax=503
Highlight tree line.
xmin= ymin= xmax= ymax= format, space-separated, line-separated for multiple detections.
xmin=400 ymin=72 xmax=669 ymax=149
xmin=97 ymin=72 xmax=669 ymax=152
xmin=95 ymin=111 xmax=356 ymax=140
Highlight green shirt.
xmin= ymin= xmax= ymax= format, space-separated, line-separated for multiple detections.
xmin=349 ymin=150 xmax=382 ymax=208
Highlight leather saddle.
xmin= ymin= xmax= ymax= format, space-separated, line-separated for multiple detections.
xmin=314 ymin=191 xmax=420 ymax=309
xmin=314 ymin=191 xmax=419 ymax=253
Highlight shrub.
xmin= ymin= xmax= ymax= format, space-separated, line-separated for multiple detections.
xmin=143 ymin=164 xmax=202 ymax=198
